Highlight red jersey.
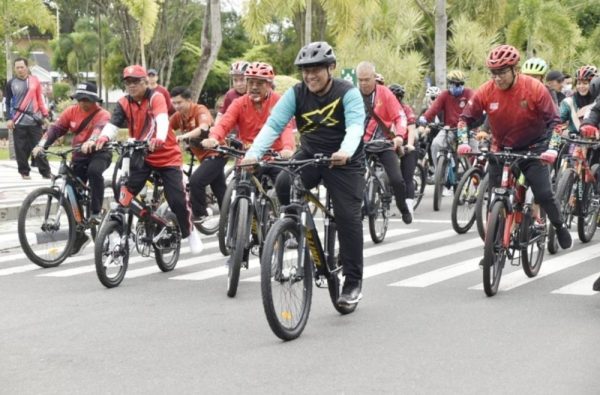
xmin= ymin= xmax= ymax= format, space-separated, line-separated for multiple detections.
xmin=461 ymin=75 xmax=559 ymax=149
xmin=210 ymin=92 xmax=295 ymax=152
xmin=154 ymin=84 xmax=175 ymax=115
xmin=423 ymin=88 xmax=474 ymax=127
xmin=112 ymin=89 xmax=181 ymax=168
xmin=363 ymin=84 xmax=407 ymax=141
xmin=401 ymin=103 xmax=416 ymax=125
xmin=43 ymin=103 xmax=111 ymax=159
xmin=170 ymin=103 xmax=215 ymax=161
xmin=219 ymin=88 xmax=243 ymax=115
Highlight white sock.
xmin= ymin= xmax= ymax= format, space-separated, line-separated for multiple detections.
xmin=405 ymin=199 xmax=414 ymax=215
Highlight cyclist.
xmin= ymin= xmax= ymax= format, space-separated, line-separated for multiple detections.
xmin=457 ymin=44 xmax=572 ymax=250
xmin=545 ymin=70 xmax=566 ymax=108
xmin=389 ymin=83 xmax=419 ymax=214
xmin=521 ymin=57 xmax=548 ymax=82
xmin=34 ymin=82 xmax=112 ymax=255
xmin=375 ymin=73 xmax=385 ymax=85
xmin=241 ymin=41 xmax=366 ymax=306
xmin=559 ymin=66 xmax=597 ymax=134
xmin=169 ymin=86 xmax=219 ymax=223
xmin=419 ymin=70 xmax=476 ymax=195
xmin=147 ymin=68 xmax=175 ymax=115
xmin=215 ymin=60 xmax=250 ymax=125
xmin=356 ymin=61 xmax=412 ymax=224
xmin=85 ymin=65 xmax=204 ymax=254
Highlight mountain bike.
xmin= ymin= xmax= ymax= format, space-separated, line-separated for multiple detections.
xmin=481 ymin=149 xmax=547 ymax=297
xmin=363 ymin=140 xmax=393 ymax=243
xmin=18 ymin=147 xmax=112 ymax=268
xmin=547 ymin=136 xmax=600 ymax=254
xmin=432 ymin=126 xmax=470 ymax=211
xmin=94 ymin=140 xmax=181 ymax=288
xmin=260 ymin=155 xmax=356 ymax=341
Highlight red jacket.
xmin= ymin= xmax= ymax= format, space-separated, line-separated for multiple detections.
xmin=423 ymin=88 xmax=474 ymax=127
xmin=363 ymin=84 xmax=407 ymax=141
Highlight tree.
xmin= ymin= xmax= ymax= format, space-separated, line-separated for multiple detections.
xmin=121 ymin=0 xmax=162 ymax=68
xmin=51 ymin=17 xmax=99 ymax=83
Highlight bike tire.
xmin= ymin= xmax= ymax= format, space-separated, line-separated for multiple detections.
xmin=154 ymin=212 xmax=181 ymax=272
xmin=195 ymin=188 xmax=220 ymax=235
xmin=520 ymin=206 xmax=545 ymax=277
xmin=227 ymin=198 xmax=249 ymax=298
xmin=94 ymin=219 xmax=129 ymax=288
xmin=218 ymin=181 xmax=236 ymax=256
xmin=475 ymin=173 xmax=490 ymax=242
xmin=549 ymin=169 xmax=575 ymax=253
xmin=433 ymin=155 xmax=447 ymax=211
xmin=18 ymin=187 xmax=77 ymax=268
xmin=111 ymin=156 xmax=123 ymax=201
xmin=260 ymin=191 xmax=279 ymax=256
xmin=413 ymin=163 xmax=426 ymax=210
xmin=577 ymin=173 xmax=599 ymax=243
xmin=367 ymin=176 xmax=389 ymax=244
xmin=325 ymin=220 xmax=357 ymax=315
xmin=451 ymin=167 xmax=482 ymax=234
xmin=482 ymin=200 xmax=507 ymax=297
xmin=260 ymin=218 xmax=312 ymax=340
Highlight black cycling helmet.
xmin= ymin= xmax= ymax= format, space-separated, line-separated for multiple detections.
xmin=294 ymin=41 xmax=336 ymax=68
xmin=388 ymin=83 xmax=405 ymax=101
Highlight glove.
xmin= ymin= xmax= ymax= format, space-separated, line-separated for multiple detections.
xmin=457 ymin=144 xmax=471 ymax=155
xmin=540 ymin=149 xmax=558 ymax=164
xmin=149 ymin=138 xmax=165 ymax=152
xmin=580 ymin=125 xmax=599 ymax=139
xmin=32 ymin=146 xmax=45 ymax=158
xmin=418 ymin=116 xmax=428 ymax=126
xmin=95 ymin=135 xmax=110 ymax=150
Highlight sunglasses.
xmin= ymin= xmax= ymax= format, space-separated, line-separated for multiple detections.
xmin=124 ymin=79 xmax=143 ymax=86
xmin=448 ymin=81 xmax=464 ymax=86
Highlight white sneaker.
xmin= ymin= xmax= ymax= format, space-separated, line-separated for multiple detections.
xmin=187 ymin=229 xmax=204 ymax=254
xmin=405 ymin=199 xmax=414 ymax=215
xmin=442 ymin=187 xmax=453 ymax=197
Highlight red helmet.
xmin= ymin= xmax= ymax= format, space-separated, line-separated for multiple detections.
xmin=230 ymin=61 xmax=250 ymax=76
xmin=486 ymin=45 xmax=520 ymax=70
xmin=244 ymin=62 xmax=275 ymax=82
xmin=576 ymin=65 xmax=597 ymax=81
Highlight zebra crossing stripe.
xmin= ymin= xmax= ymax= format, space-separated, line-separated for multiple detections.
xmin=469 ymin=243 xmax=600 ymax=291
xmin=551 ymin=273 xmax=600 ymax=296
xmin=390 ymin=258 xmax=481 ymax=287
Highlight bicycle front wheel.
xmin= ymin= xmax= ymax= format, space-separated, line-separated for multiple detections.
xmin=154 ymin=212 xmax=181 ymax=272
xmin=520 ymin=206 xmax=546 ymax=278
xmin=95 ymin=219 xmax=129 ymax=288
xmin=412 ymin=163 xmax=426 ymax=210
xmin=18 ymin=187 xmax=76 ymax=268
xmin=482 ymin=200 xmax=508 ymax=297
xmin=475 ymin=174 xmax=490 ymax=242
xmin=227 ymin=198 xmax=250 ymax=298
xmin=577 ymin=166 xmax=599 ymax=242
xmin=218 ymin=181 xmax=235 ymax=256
xmin=261 ymin=218 xmax=313 ymax=341
xmin=367 ymin=175 xmax=389 ymax=244
xmin=433 ymin=156 xmax=448 ymax=211
xmin=451 ymin=167 xmax=482 ymax=234
xmin=549 ymin=169 xmax=575 ymax=253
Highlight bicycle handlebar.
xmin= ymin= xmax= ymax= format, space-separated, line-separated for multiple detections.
xmin=563 ymin=137 xmax=600 ymax=149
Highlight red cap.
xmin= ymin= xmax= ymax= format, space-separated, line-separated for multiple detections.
xmin=123 ymin=65 xmax=147 ymax=79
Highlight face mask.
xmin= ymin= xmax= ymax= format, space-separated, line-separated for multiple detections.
xmin=449 ymin=85 xmax=464 ymax=97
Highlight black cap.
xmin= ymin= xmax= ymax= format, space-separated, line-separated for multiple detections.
xmin=70 ymin=82 xmax=102 ymax=102
xmin=546 ymin=70 xmax=565 ymax=82
xmin=147 ymin=68 xmax=158 ymax=76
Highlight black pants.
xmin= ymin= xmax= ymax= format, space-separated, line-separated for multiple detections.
xmin=13 ymin=124 xmax=51 ymax=176
xmin=401 ymin=150 xmax=418 ymax=199
xmin=127 ymin=164 xmax=193 ymax=238
xmin=72 ymin=151 xmax=112 ymax=214
xmin=275 ymin=150 xmax=365 ymax=283
xmin=376 ymin=149 xmax=409 ymax=213
xmin=488 ymin=159 xmax=562 ymax=227
xmin=189 ymin=156 xmax=227 ymax=217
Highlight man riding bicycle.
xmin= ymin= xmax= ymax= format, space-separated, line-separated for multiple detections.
xmin=84 ymin=65 xmax=204 ymax=254
xmin=34 ymin=82 xmax=112 ymax=255
xmin=457 ymin=44 xmax=572 ymax=251
xmin=241 ymin=41 xmax=366 ymax=306
xmin=356 ymin=61 xmax=412 ymax=224
xmin=215 ymin=60 xmax=250 ymax=125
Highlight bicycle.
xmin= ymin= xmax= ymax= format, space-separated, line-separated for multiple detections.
xmin=451 ymin=148 xmax=489 ymax=234
xmin=94 ymin=140 xmax=181 ymax=288
xmin=481 ymin=149 xmax=548 ymax=297
xmin=18 ymin=147 xmax=112 ymax=268
xmin=260 ymin=155 xmax=356 ymax=341
xmin=431 ymin=126 xmax=470 ymax=211
xmin=547 ymin=136 xmax=600 ymax=254
xmin=212 ymin=144 xmax=280 ymax=297
xmin=412 ymin=147 xmax=427 ymax=210
xmin=363 ymin=140 xmax=393 ymax=243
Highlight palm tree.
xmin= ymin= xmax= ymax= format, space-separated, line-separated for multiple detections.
xmin=121 ymin=0 xmax=161 ymax=68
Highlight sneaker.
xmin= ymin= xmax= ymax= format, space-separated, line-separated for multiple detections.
xmin=442 ymin=187 xmax=453 ymax=197
xmin=401 ymin=210 xmax=413 ymax=225
xmin=187 ymin=229 xmax=204 ymax=254
xmin=593 ymin=276 xmax=600 ymax=292
xmin=192 ymin=214 xmax=208 ymax=224
xmin=21 ymin=174 xmax=31 ymax=180
xmin=556 ymin=224 xmax=572 ymax=249
xmin=70 ymin=232 xmax=90 ymax=256
xmin=337 ymin=280 xmax=362 ymax=306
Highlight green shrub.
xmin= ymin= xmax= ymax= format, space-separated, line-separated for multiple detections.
xmin=53 ymin=82 xmax=71 ymax=102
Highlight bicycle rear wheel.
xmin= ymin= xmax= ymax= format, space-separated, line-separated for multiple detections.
xmin=18 ymin=187 xmax=76 ymax=268
xmin=95 ymin=219 xmax=129 ymax=288
xmin=260 ymin=218 xmax=313 ymax=341
xmin=154 ymin=212 xmax=181 ymax=272
xmin=482 ymin=201 xmax=508 ymax=297
xmin=227 ymin=198 xmax=250 ymax=297
xmin=520 ymin=206 xmax=546 ymax=277
xmin=325 ymin=220 xmax=357 ymax=315
xmin=451 ymin=167 xmax=482 ymax=234
xmin=412 ymin=163 xmax=426 ymax=210
xmin=433 ymin=156 xmax=448 ymax=211
xmin=367 ymin=176 xmax=389 ymax=243
xmin=195 ymin=187 xmax=220 ymax=235
xmin=475 ymin=173 xmax=490 ymax=242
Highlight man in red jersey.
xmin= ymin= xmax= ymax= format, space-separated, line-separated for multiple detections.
xmin=86 ymin=65 xmax=203 ymax=254
xmin=457 ymin=44 xmax=572 ymax=250
xmin=147 ymin=68 xmax=175 ymax=115
xmin=214 ymin=61 xmax=250 ymax=125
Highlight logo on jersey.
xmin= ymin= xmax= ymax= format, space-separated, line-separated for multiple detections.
xmin=489 ymin=102 xmax=499 ymax=111
xmin=299 ymin=98 xmax=341 ymax=133
xmin=70 ymin=121 xmax=77 ymax=129
xmin=520 ymin=100 xmax=528 ymax=108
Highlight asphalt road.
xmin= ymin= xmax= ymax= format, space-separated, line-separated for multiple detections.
xmin=1 ymin=190 xmax=600 ymax=394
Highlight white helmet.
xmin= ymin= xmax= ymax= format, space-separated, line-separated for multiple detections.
xmin=426 ymin=86 xmax=441 ymax=99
